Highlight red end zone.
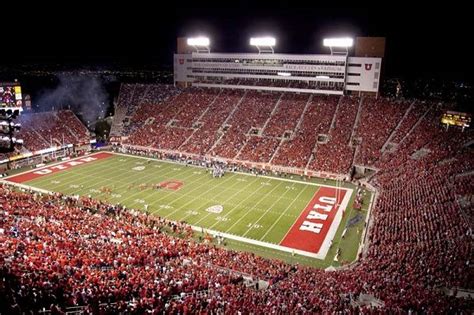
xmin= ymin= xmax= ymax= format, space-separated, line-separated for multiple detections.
xmin=280 ymin=187 xmax=347 ymax=254
xmin=5 ymin=152 xmax=113 ymax=184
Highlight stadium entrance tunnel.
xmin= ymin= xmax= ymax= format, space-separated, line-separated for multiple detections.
xmin=352 ymin=165 xmax=378 ymax=180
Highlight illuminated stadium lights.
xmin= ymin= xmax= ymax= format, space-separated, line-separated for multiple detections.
xmin=316 ymin=75 xmax=330 ymax=79
xmin=187 ymin=37 xmax=211 ymax=53
xmin=187 ymin=37 xmax=210 ymax=46
xmin=277 ymin=72 xmax=292 ymax=77
xmin=250 ymin=37 xmax=276 ymax=46
xmin=250 ymin=37 xmax=276 ymax=54
xmin=323 ymin=37 xmax=353 ymax=47
xmin=323 ymin=37 xmax=353 ymax=55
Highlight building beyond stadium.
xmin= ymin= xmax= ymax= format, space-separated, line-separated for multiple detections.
xmin=174 ymin=37 xmax=385 ymax=96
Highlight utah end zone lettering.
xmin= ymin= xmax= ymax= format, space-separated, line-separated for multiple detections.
xmin=299 ymin=196 xmax=336 ymax=234
xmin=6 ymin=152 xmax=113 ymax=183
xmin=280 ymin=187 xmax=346 ymax=254
xmin=33 ymin=157 xmax=98 ymax=175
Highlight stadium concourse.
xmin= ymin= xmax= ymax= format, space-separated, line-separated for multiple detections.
xmin=0 ymin=83 xmax=473 ymax=313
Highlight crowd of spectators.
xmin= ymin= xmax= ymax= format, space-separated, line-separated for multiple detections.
xmin=180 ymin=90 xmax=245 ymax=155
xmin=111 ymin=84 xmax=180 ymax=136
xmin=272 ymin=94 xmax=338 ymax=168
xmin=210 ymin=91 xmax=280 ymax=159
xmin=4 ymin=110 xmax=89 ymax=154
xmin=121 ymin=86 xmax=471 ymax=179
xmin=1 ymin=84 xmax=473 ymax=312
xmin=354 ymin=98 xmax=410 ymax=166
xmin=389 ymin=100 xmax=432 ymax=144
xmin=3 ymin=80 xmax=474 ymax=309
xmin=309 ymin=96 xmax=359 ymax=174
xmin=237 ymin=136 xmax=281 ymax=163
xmin=263 ymin=93 xmax=309 ymax=138
xmin=2 ymin=133 xmax=473 ymax=312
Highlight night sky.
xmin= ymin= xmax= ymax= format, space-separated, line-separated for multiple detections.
xmin=3 ymin=2 xmax=471 ymax=82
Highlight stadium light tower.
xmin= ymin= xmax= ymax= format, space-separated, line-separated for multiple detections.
xmin=250 ymin=37 xmax=276 ymax=54
xmin=323 ymin=37 xmax=353 ymax=55
xmin=187 ymin=37 xmax=211 ymax=53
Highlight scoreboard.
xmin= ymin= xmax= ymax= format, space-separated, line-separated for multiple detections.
xmin=441 ymin=111 xmax=471 ymax=128
xmin=0 ymin=84 xmax=23 ymax=108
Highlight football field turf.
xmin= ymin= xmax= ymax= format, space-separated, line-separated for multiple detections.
xmin=4 ymin=152 xmax=371 ymax=267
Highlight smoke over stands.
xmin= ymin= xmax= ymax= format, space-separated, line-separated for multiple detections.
xmin=35 ymin=74 xmax=109 ymax=128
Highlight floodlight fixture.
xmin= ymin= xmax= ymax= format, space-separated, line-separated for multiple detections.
xmin=187 ymin=37 xmax=210 ymax=53
xmin=187 ymin=37 xmax=210 ymax=46
xmin=250 ymin=37 xmax=276 ymax=54
xmin=250 ymin=37 xmax=276 ymax=46
xmin=323 ymin=37 xmax=353 ymax=55
xmin=323 ymin=37 xmax=353 ymax=48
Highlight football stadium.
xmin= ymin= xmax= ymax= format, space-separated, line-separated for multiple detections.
xmin=0 ymin=6 xmax=473 ymax=314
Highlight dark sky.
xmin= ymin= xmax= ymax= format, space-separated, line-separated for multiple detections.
xmin=4 ymin=1 xmax=471 ymax=82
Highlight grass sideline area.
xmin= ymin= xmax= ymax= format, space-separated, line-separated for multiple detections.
xmin=4 ymin=152 xmax=371 ymax=268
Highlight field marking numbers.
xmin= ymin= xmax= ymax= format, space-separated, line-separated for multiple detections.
xmin=207 ymin=178 xmax=277 ymax=231
xmin=215 ymin=216 xmax=230 ymax=222
xmin=246 ymin=223 xmax=262 ymax=229
xmin=159 ymin=205 xmax=173 ymax=209
xmin=241 ymin=183 xmax=297 ymax=238
xmin=259 ymin=185 xmax=312 ymax=241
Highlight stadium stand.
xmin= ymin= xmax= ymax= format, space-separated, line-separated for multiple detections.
xmin=263 ymin=93 xmax=309 ymax=138
xmin=1 ymin=84 xmax=472 ymax=313
xmin=3 ymin=110 xmax=89 ymax=154
xmin=308 ymin=95 xmax=359 ymax=174
xmin=210 ymin=91 xmax=281 ymax=159
xmin=1 ymin=141 xmax=472 ymax=313
xmin=180 ymin=89 xmax=246 ymax=155
xmin=272 ymin=94 xmax=338 ymax=168
xmin=354 ymin=98 xmax=411 ymax=166
xmin=110 ymin=84 xmax=180 ymax=137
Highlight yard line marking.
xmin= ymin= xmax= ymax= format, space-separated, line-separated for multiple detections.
xmin=223 ymin=180 xmax=286 ymax=233
xmin=162 ymin=172 xmax=241 ymax=219
xmin=118 ymin=167 xmax=205 ymax=206
xmin=205 ymin=177 xmax=276 ymax=230
xmin=259 ymin=184 xmax=312 ymax=241
xmin=145 ymin=174 xmax=238 ymax=213
xmin=189 ymin=176 xmax=263 ymax=225
xmin=25 ymin=156 xmax=205 ymax=205
xmin=114 ymin=151 xmax=350 ymax=190
xmin=32 ymin=158 xmax=179 ymax=197
xmin=241 ymin=182 xmax=297 ymax=238
xmin=203 ymin=178 xmax=275 ymax=232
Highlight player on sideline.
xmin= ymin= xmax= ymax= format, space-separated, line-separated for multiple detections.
xmin=211 ymin=162 xmax=225 ymax=178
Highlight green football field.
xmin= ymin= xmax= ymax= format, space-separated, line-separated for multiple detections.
xmin=5 ymin=152 xmax=372 ymax=268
